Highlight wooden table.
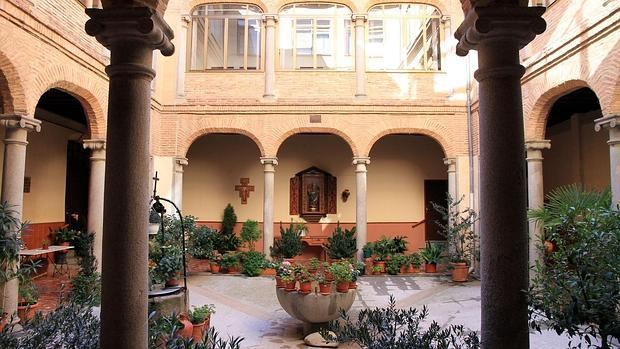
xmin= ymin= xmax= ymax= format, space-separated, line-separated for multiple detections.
xmin=20 ymin=245 xmax=74 ymax=277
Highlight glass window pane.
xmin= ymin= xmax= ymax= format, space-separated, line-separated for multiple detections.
xmin=226 ymin=19 xmax=244 ymax=69
xmin=279 ymin=17 xmax=294 ymax=69
xmin=191 ymin=17 xmax=206 ymax=70
xmin=247 ymin=19 xmax=261 ymax=70
xmin=207 ymin=19 xmax=225 ymax=69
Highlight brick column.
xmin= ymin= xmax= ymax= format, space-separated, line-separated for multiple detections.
xmin=455 ymin=4 xmax=545 ymax=348
xmin=595 ymin=115 xmax=620 ymax=208
xmin=352 ymin=14 xmax=367 ymax=98
xmin=176 ymin=15 xmax=190 ymax=98
xmin=525 ymin=139 xmax=550 ymax=277
xmin=83 ymin=139 xmax=106 ymax=272
xmin=353 ymin=157 xmax=370 ymax=261
xmin=85 ymin=7 xmax=174 ymax=349
xmin=261 ymin=157 xmax=278 ymax=257
xmin=0 ymin=114 xmax=41 ymax=319
xmin=172 ymin=157 xmax=188 ymax=209
xmin=262 ymin=15 xmax=278 ymax=99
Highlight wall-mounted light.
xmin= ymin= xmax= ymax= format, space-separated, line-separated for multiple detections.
xmin=341 ymin=189 xmax=350 ymax=202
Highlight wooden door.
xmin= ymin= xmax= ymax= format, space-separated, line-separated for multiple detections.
xmin=424 ymin=179 xmax=448 ymax=241
xmin=65 ymin=140 xmax=90 ymax=226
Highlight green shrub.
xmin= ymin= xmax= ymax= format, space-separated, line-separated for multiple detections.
xmin=528 ymin=186 xmax=620 ymax=348
xmin=328 ymin=262 xmax=352 ymax=283
xmin=189 ymin=304 xmax=216 ymax=324
xmin=270 ymin=222 xmax=305 ymax=259
xmin=323 ymin=295 xmax=479 ymax=349
xmin=220 ymin=252 xmax=240 ymax=269
xmin=221 ymin=204 xmax=237 ymax=236
xmin=240 ymin=251 xmax=266 ymax=277
xmin=240 ymin=220 xmax=261 ymax=251
xmin=324 ymin=224 xmax=356 ymax=260
xmin=190 ymin=226 xmax=217 ymax=259
xmin=70 ymin=272 xmax=101 ymax=306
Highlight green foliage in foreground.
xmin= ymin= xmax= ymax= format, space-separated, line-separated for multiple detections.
xmin=323 ymin=295 xmax=479 ymax=349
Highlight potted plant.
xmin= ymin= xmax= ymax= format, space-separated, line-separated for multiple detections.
xmin=323 ymin=224 xmax=357 ymax=260
xmin=431 ymin=194 xmax=478 ymax=282
xmin=240 ymin=250 xmax=266 ymax=277
xmin=329 ymin=262 xmax=352 ymax=292
xmin=17 ymin=261 xmax=40 ymax=321
xmin=372 ymin=237 xmax=392 ymax=273
xmin=386 ymin=254 xmax=402 ymax=275
xmin=276 ymin=260 xmax=293 ymax=288
xmin=270 ymin=222 xmax=305 ymax=260
xmin=409 ymin=252 xmax=422 ymax=273
xmin=420 ymin=242 xmax=443 ymax=273
xmin=189 ymin=225 xmax=216 ymax=272
xmin=221 ymin=252 xmax=240 ymax=274
xmin=349 ymin=260 xmax=363 ymax=289
xmin=307 ymin=257 xmax=320 ymax=274
xmin=392 ymin=235 xmax=408 ymax=254
xmin=321 ymin=261 xmax=334 ymax=282
xmin=281 ymin=273 xmax=296 ymax=292
xmin=41 ymin=238 xmax=50 ymax=250
xmin=188 ymin=304 xmax=216 ymax=343
xmin=53 ymin=227 xmax=77 ymax=263
xmin=296 ymin=267 xmax=314 ymax=295
xmin=316 ymin=271 xmax=332 ymax=295
xmin=240 ymin=219 xmax=261 ymax=251
xmin=362 ymin=242 xmax=374 ymax=259
xmin=210 ymin=253 xmax=222 ymax=274
xmin=371 ymin=265 xmax=382 ymax=275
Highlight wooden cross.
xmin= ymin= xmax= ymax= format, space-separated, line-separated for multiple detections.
xmin=234 ymin=178 xmax=254 ymax=204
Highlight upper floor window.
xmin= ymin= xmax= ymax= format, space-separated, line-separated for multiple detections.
xmin=279 ymin=3 xmax=353 ymax=70
xmin=190 ymin=4 xmax=263 ymax=70
xmin=367 ymin=3 xmax=442 ymax=71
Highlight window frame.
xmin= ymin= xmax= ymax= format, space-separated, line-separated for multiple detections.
xmin=188 ymin=3 xmax=265 ymax=72
xmin=366 ymin=3 xmax=444 ymax=72
xmin=277 ymin=3 xmax=354 ymax=71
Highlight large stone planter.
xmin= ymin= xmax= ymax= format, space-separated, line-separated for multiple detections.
xmin=276 ymin=287 xmax=356 ymax=335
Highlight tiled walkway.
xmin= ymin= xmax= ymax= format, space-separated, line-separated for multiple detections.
xmin=32 ymin=266 xmax=77 ymax=314
xmin=188 ymin=274 xmax=580 ymax=349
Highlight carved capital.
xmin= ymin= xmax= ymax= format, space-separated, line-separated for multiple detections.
xmin=261 ymin=157 xmax=279 ymax=166
xmin=85 ymin=7 xmax=175 ymax=57
xmin=455 ymin=6 xmax=546 ymax=57
xmin=262 ymin=14 xmax=278 ymax=25
xmin=83 ymin=139 xmax=106 ymax=151
xmin=352 ymin=157 xmax=370 ymax=166
xmin=525 ymin=139 xmax=550 ymax=162
xmin=351 ymin=14 xmax=368 ymax=23
xmin=175 ymin=157 xmax=189 ymax=167
xmin=443 ymin=157 xmax=457 ymax=172
xmin=594 ymin=115 xmax=619 ymax=132
xmin=0 ymin=114 xmax=41 ymax=132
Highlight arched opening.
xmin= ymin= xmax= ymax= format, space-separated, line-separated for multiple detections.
xmin=20 ymin=88 xmax=90 ymax=248
xmin=543 ymin=87 xmax=610 ymax=195
xmin=368 ymin=134 xmax=447 ymax=252
xmin=183 ymin=133 xmax=264 ymax=250
xmin=276 ymin=133 xmax=353 ymax=258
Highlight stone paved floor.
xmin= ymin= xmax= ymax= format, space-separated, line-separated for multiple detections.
xmin=188 ymin=274 xmax=583 ymax=349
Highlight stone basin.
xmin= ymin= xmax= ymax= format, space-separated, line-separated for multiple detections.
xmin=276 ymin=287 xmax=356 ymax=324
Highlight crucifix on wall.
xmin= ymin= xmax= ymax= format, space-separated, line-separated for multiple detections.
xmin=234 ymin=178 xmax=254 ymax=204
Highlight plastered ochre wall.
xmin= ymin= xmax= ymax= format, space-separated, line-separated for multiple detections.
xmin=23 ymin=120 xmax=81 ymax=223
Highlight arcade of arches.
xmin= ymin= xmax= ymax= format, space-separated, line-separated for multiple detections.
xmin=0 ymin=0 xmax=618 ymax=347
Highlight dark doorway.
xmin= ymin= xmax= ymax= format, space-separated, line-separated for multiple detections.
xmin=424 ymin=179 xmax=448 ymax=241
xmin=64 ymin=140 xmax=90 ymax=226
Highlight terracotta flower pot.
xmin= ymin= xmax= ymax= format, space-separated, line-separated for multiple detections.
xmin=191 ymin=320 xmax=207 ymax=343
xmin=407 ymin=264 xmax=415 ymax=273
xmin=336 ymin=281 xmax=349 ymax=293
xmin=374 ymin=261 xmax=386 ymax=273
xmin=298 ymin=281 xmax=312 ymax=294
xmin=177 ymin=313 xmax=193 ymax=339
xmin=226 ymin=265 xmax=239 ymax=274
xmin=349 ymin=281 xmax=357 ymax=289
xmin=324 ymin=271 xmax=334 ymax=282
xmin=275 ymin=276 xmax=284 ymax=288
xmin=261 ymin=268 xmax=276 ymax=276
xmin=424 ymin=263 xmax=437 ymax=273
xmin=165 ymin=276 xmax=180 ymax=287
xmin=284 ymin=280 xmax=296 ymax=292
xmin=17 ymin=302 xmax=39 ymax=322
xmin=451 ymin=263 xmax=469 ymax=282
xmin=319 ymin=283 xmax=332 ymax=295
xmin=210 ymin=263 xmax=220 ymax=274
xmin=400 ymin=265 xmax=409 ymax=274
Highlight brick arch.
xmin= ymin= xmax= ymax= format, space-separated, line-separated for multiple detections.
xmin=364 ymin=0 xmax=448 ymax=16
xmin=29 ymin=66 xmax=108 ymax=139
xmin=188 ymin=0 xmax=268 ymax=13
xmin=276 ymin=0 xmax=358 ymax=13
xmin=180 ymin=128 xmax=265 ymax=158
xmin=525 ymin=79 xmax=594 ymax=140
xmin=0 ymin=48 xmax=28 ymax=114
xmin=272 ymin=127 xmax=358 ymax=156
xmin=365 ymin=127 xmax=450 ymax=158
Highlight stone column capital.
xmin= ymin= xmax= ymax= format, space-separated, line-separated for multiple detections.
xmin=594 ymin=115 xmax=620 ymax=131
xmin=262 ymin=14 xmax=278 ymax=25
xmin=174 ymin=157 xmax=188 ymax=173
xmin=0 ymin=114 xmax=41 ymax=132
xmin=83 ymin=139 xmax=106 ymax=151
xmin=454 ymin=6 xmax=546 ymax=58
xmin=181 ymin=14 xmax=191 ymax=25
xmin=260 ymin=156 xmax=278 ymax=166
xmin=525 ymin=139 xmax=551 ymax=150
xmin=352 ymin=157 xmax=370 ymax=166
xmin=85 ymin=7 xmax=175 ymax=58
xmin=443 ymin=157 xmax=457 ymax=172
xmin=351 ymin=14 xmax=368 ymax=23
